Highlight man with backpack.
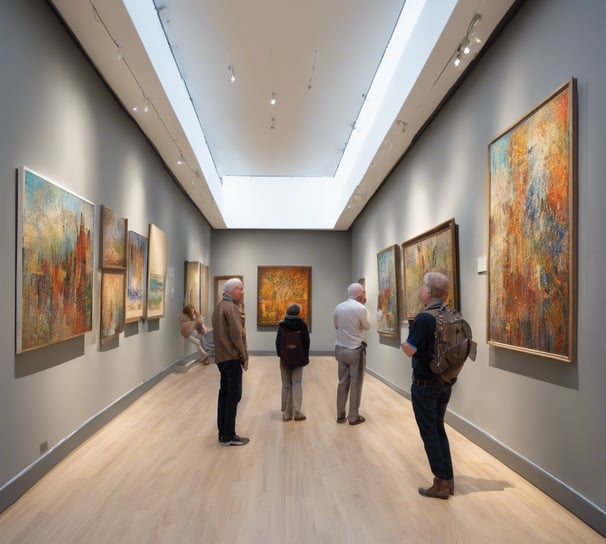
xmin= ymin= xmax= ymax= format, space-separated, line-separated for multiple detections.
xmin=401 ymin=272 xmax=456 ymax=500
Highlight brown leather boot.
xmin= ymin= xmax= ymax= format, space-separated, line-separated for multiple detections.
xmin=418 ymin=477 xmax=450 ymax=499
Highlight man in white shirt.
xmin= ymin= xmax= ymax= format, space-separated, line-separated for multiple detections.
xmin=333 ymin=283 xmax=371 ymax=425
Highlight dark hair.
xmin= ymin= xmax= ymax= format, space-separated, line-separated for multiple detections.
xmin=286 ymin=303 xmax=301 ymax=316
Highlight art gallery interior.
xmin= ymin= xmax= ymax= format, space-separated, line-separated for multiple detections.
xmin=0 ymin=0 xmax=605 ymax=540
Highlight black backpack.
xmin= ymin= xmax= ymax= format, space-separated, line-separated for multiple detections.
xmin=279 ymin=327 xmax=308 ymax=368
xmin=424 ymin=304 xmax=477 ymax=383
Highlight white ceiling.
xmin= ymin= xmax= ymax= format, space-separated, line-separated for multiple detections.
xmin=50 ymin=0 xmax=516 ymax=230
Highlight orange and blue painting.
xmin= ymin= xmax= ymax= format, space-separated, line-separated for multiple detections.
xmin=377 ymin=245 xmax=398 ymax=337
xmin=257 ymin=266 xmax=311 ymax=328
xmin=488 ymin=80 xmax=575 ymax=361
xmin=17 ymin=167 xmax=94 ymax=353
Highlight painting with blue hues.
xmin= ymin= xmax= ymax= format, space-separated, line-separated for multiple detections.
xmin=488 ymin=79 xmax=576 ymax=362
xmin=16 ymin=167 xmax=94 ymax=353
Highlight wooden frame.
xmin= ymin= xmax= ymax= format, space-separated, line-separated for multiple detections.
xmin=100 ymin=269 xmax=126 ymax=344
xmin=101 ymin=205 xmax=127 ymax=269
xmin=402 ymin=219 xmax=459 ymax=320
xmin=146 ymin=224 xmax=167 ymax=319
xmin=214 ymin=275 xmax=243 ymax=307
xmin=125 ymin=231 xmax=147 ymax=323
xmin=16 ymin=167 xmax=94 ymax=353
xmin=376 ymin=245 xmax=399 ymax=337
xmin=488 ymin=79 xmax=576 ymax=362
xmin=201 ymin=264 xmax=209 ymax=316
xmin=257 ymin=266 xmax=311 ymax=328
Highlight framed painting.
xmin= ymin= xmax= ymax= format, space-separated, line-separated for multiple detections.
xmin=488 ymin=79 xmax=576 ymax=362
xmin=101 ymin=205 xmax=127 ymax=269
xmin=214 ymin=275 xmax=243 ymax=307
xmin=146 ymin=223 xmax=167 ymax=319
xmin=184 ymin=261 xmax=202 ymax=312
xmin=257 ymin=266 xmax=311 ymax=328
xmin=402 ymin=219 xmax=459 ymax=320
xmin=376 ymin=245 xmax=399 ymax=337
xmin=201 ymin=264 xmax=209 ymax=316
xmin=101 ymin=269 xmax=126 ymax=344
xmin=125 ymin=231 xmax=147 ymax=323
xmin=16 ymin=167 xmax=94 ymax=353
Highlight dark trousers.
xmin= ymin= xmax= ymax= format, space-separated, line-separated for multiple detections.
xmin=217 ymin=359 xmax=243 ymax=440
xmin=411 ymin=380 xmax=453 ymax=480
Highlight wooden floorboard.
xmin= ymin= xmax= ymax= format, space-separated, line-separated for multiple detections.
xmin=0 ymin=356 xmax=603 ymax=544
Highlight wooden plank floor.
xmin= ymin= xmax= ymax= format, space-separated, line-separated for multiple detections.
xmin=0 ymin=356 xmax=602 ymax=544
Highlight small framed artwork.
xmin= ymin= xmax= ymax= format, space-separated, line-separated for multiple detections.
xmin=402 ymin=219 xmax=459 ymax=320
xmin=257 ymin=266 xmax=311 ymax=328
xmin=101 ymin=269 xmax=126 ymax=344
xmin=201 ymin=264 xmax=209 ymax=315
xmin=16 ymin=166 xmax=94 ymax=353
xmin=125 ymin=231 xmax=147 ymax=323
xmin=101 ymin=205 xmax=127 ymax=269
xmin=214 ymin=275 xmax=243 ymax=307
xmin=376 ymin=245 xmax=399 ymax=337
xmin=488 ymin=79 xmax=576 ymax=362
xmin=146 ymin=223 xmax=167 ymax=319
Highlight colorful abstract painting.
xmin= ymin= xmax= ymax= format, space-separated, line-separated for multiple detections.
xmin=16 ymin=167 xmax=94 ymax=353
xmin=126 ymin=231 xmax=147 ymax=323
xmin=488 ymin=79 xmax=576 ymax=361
xmin=402 ymin=219 xmax=459 ymax=320
xmin=101 ymin=205 xmax=127 ymax=269
xmin=257 ymin=266 xmax=311 ymax=328
xmin=146 ymin=224 xmax=167 ymax=319
xmin=100 ymin=270 xmax=125 ymax=344
xmin=376 ymin=245 xmax=399 ymax=337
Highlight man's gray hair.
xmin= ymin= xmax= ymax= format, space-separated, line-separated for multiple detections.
xmin=423 ymin=272 xmax=449 ymax=299
xmin=223 ymin=277 xmax=243 ymax=296
xmin=347 ymin=282 xmax=365 ymax=298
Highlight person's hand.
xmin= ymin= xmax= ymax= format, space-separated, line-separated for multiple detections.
xmin=242 ymin=360 xmax=249 ymax=371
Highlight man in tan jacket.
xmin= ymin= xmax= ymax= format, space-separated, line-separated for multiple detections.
xmin=211 ymin=278 xmax=249 ymax=446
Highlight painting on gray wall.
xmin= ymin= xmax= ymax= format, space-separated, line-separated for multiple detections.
xmin=402 ymin=219 xmax=459 ymax=320
xmin=101 ymin=205 xmax=127 ymax=269
xmin=376 ymin=245 xmax=399 ymax=338
xmin=16 ymin=167 xmax=94 ymax=353
xmin=488 ymin=78 xmax=576 ymax=362
xmin=146 ymin=223 xmax=167 ymax=319
xmin=184 ymin=261 xmax=202 ymax=314
xmin=100 ymin=269 xmax=125 ymax=344
xmin=126 ymin=231 xmax=148 ymax=323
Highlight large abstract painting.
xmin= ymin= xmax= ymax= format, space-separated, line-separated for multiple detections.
xmin=101 ymin=205 xmax=127 ymax=269
xmin=126 ymin=231 xmax=147 ymax=323
xmin=376 ymin=245 xmax=399 ymax=337
xmin=257 ymin=266 xmax=311 ymax=328
xmin=402 ymin=219 xmax=459 ymax=320
xmin=101 ymin=270 xmax=125 ymax=344
xmin=184 ymin=261 xmax=201 ymax=313
xmin=146 ymin=224 xmax=167 ymax=319
xmin=488 ymin=79 xmax=576 ymax=361
xmin=16 ymin=167 xmax=94 ymax=353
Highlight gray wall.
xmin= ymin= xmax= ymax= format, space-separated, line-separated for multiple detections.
xmin=211 ymin=229 xmax=351 ymax=354
xmin=352 ymin=0 xmax=605 ymax=533
xmin=0 ymin=1 xmax=211 ymax=492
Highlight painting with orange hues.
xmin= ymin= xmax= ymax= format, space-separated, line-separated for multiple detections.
xmin=16 ymin=167 xmax=94 ymax=353
xmin=488 ymin=79 xmax=576 ymax=362
xmin=402 ymin=219 xmax=459 ymax=321
xmin=257 ymin=266 xmax=311 ymax=329
xmin=377 ymin=245 xmax=399 ymax=337
xmin=100 ymin=270 xmax=125 ymax=344
xmin=101 ymin=205 xmax=127 ymax=269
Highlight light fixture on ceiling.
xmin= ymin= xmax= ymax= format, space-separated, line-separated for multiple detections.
xmin=270 ymin=92 xmax=277 ymax=105
xmin=467 ymin=13 xmax=483 ymax=45
xmin=452 ymin=13 xmax=482 ymax=68
xmin=270 ymin=117 xmax=276 ymax=130
xmin=453 ymin=48 xmax=462 ymax=68
xmin=132 ymin=96 xmax=150 ymax=113
xmin=177 ymin=153 xmax=185 ymax=166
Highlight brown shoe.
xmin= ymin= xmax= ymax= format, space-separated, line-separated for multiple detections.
xmin=348 ymin=416 xmax=365 ymax=425
xmin=418 ymin=477 xmax=450 ymax=499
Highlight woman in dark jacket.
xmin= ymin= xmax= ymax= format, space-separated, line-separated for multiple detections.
xmin=275 ymin=303 xmax=310 ymax=421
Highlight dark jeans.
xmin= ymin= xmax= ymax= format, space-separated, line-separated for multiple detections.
xmin=411 ymin=380 xmax=453 ymax=480
xmin=217 ymin=359 xmax=243 ymax=440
